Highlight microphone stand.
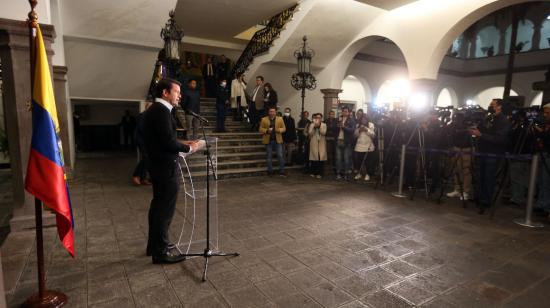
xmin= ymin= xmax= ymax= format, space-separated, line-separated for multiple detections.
xmin=182 ymin=113 xmax=239 ymax=281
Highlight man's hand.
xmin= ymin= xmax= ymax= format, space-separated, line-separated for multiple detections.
xmin=469 ymin=128 xmax=481 ymax=137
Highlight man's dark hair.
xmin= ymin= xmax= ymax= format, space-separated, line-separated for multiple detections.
xmin=188 ymin=79 xmax=197 ymax=84
xmin=342 ymin=106 xmax=350 ymax=111
xmin=268 ymin=106 xmax=277 ymax=111
xmin=256 ymin=76 xmax=264 ymax=81
xmin=313 ymin=113 xmax=323 ymax=118
xmin=285 ymin=107 xmax=291 ymax=112
xmin=492 ymin=98 xmax=504 ymax=106
xmin=155 ymin=78 xmax=181 ymax=98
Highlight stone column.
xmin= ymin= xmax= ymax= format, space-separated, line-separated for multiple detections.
xmin=0 ymin=19 xmax=56 ymax=214
xmin=52 ymin=65 xmax=73 ymax=176
xmin=320 ymin=88 xmax=342 ymax=116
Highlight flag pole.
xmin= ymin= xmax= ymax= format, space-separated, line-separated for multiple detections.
xmin=23 ymin=1 xmax=68 ymax=307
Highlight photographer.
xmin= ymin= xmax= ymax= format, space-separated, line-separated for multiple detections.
xmin=469 ymin=99 xmax=511 ymax=214
xmin=535 ymin=103 xmax=550 ymax=219
xmin=353 ymin=115 xmax=376 ymax=181
xmin=507 ymin=109 xmax=538 ymax=205
xmin=445 ymin=112 xmax=473 ymax=200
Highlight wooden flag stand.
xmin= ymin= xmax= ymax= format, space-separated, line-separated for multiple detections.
xmin=23 ymin=1 xmax=68 ymax=307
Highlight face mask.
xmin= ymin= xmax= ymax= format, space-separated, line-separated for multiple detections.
xmin=221 ymin=82 xmax=226 ymax=87
xmin=284 ymin=112 xmax=290 ymax=117
xmin=488 ymin=106 xmax=495 ymax=114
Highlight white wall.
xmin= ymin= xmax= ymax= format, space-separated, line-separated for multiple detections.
xmin=65 ymin=39 xmax=159 ymax=100
xmin=0 ymin=0 xmax=51 ymax=24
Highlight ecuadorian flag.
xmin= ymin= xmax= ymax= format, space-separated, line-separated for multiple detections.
xmin=25 ymin=25 xmax=75 ymax=257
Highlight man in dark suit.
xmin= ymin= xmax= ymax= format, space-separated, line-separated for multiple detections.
xmin=144 ymin=78 xmax=199 ymax=264
xmin=202 ymin=57 xmax=217 ymax=98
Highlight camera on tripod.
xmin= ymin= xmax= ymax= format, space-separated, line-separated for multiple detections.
xmin=510 ymin=106 xmax=544 ymax=127
xmin=453 ymin=105 xmax=487 ymax=128
xmin=435 ymin=106 xmax=453 ymax=123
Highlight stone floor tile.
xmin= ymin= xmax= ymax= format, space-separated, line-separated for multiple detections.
xmin=479 ymin=262 xmax=545 ymax=293
xmin=273 ymin=293 xmax=322 ymax=308
xmin=360 ymin=289 xmax=413 ymax=308
xmin=223 ymin=285 xmax=276 ymax=307
xmin=312 ymin=261 xmax=355 ymax=282
xmin=387 ymin=280 xmax=436 ymax=306
xmin=305 ymin=282 xmax=354 ymax=308
xmin=266 ymin=255 xmax=306 ymax=274
xmin=255 ymin=275 xmax=299 ymax=300
xmin=381 ymin=260 xmax=420 ymax=278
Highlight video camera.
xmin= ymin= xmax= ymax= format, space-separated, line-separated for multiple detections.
xmin=435 ymin=106 xmax=453 ymax=123
xmin=510 ymin=106 xmax=544 ymax=127
xmin=453 ymin=105 xmax=487 ymax=128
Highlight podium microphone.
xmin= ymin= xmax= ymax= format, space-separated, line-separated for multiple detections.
xmin=183 ymin=108 xmax=209 ymax=123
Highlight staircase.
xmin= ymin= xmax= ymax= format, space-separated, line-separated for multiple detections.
xmin=179 ymin=98 xmax=301 ymax=179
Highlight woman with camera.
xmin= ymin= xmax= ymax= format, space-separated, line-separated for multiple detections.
xmin=353 ymin=115 xmax=376 ymax=181
xmin=308 ymin=113 xmax=327 ymax=178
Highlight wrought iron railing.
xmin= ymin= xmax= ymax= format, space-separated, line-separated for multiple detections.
xmin=231 ymin=4 xmax=298 ymax=77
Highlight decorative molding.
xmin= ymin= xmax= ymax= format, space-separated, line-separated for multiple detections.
xmin=63 ymin=34 xmax=162 ymax=52
xmin=354 ymin=52 xmax=550 ymax=77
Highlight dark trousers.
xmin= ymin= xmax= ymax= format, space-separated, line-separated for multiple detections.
xmin=248 ymin=102 xmax=257 ymax=127
xmin=216 ymin=104 xmax=226 ymax=131
xmin=205 ymin=77 xmax=216 ymax=97
xmin=147 ymin=167 xmax=179 ymax=256
xmin=310 ymin=161 xmax=324 ymax=176
xmin=326 ymin=139 xmax=336 ymax=170
xmin=354 ymin=151 xmax=376 ymax=176
xmin=476 ymin=156 xmax=500 ymax=208
xmin=132 ymin=147 xmax=149 ymax=180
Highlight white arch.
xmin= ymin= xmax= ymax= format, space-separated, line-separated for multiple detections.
xmin=531 ymin=92 xmax=543 ymax=106
xmin=473 ymin=87 xmax=519 ymax=108
xmin=340 ymin=75 xmax=372 ymax=110
xmin=436 ymin=87 xmax=458 ymax=107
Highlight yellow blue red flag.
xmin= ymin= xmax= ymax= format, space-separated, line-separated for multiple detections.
xmin=25 ymin=25 xmax=74 ymax=257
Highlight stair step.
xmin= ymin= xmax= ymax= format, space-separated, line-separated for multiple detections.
xmin=182 ymin=165 xmax=303 ymax=179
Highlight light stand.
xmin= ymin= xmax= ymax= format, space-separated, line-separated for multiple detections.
xmin=182 ymin=115 xmax=239 ymax=281
xmin=291 ymin=36 xmax=317 ymax=115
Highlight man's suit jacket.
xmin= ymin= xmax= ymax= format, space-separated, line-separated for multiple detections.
xmin=143 ymin=102 xmax=190 ymax=177
xmin=259 ymin=116 xmax=286 ymax=144
xmin=251 ymin=85 xmax=265 ymax=110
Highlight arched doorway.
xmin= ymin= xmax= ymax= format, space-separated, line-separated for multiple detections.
xmin=473 ymin=87 xmax=519 ymax=108
xmin=375 ymin=79 xmax=410 ymax=111
xmin=436 ymin=87 xmax=458 ymax=107
xmin=340 ymin=75 xmax=372 ymax=111
xmin=531 ymin=92 xmax=543 ymax=106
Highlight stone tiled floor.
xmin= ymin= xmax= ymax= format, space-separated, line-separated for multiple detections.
xmin=3 ymin=154 xmax=550 ymax=307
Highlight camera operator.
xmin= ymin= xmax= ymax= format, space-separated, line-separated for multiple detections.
xmin=445 ymin=112 xmax=473 ymax=200
xmin=422 ymin=110 xmax=446 ymax=193
xmin=507 ymin=109 xmax=538 ymax=205
xmin=534 ymin=103 xmax=550 ymax=219
xmin=469 ymin=98 xmax=511 ymax=214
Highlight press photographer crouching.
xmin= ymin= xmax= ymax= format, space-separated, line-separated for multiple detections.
xmin=469 ymin=98 xmax=511 ymax=214
xmin=534 ymin=103 xmax=550 ymax=219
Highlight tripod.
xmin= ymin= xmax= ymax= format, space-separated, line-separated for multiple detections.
xmin=373 ymin=120 xmax=402 ymax=189
xmin=488 ymin=122 xmax=533 ymax=218
xmin=406 ymin=122 xmax=429 ymax=201
xmin=182 ymin=116 xmax=239 ymax=281
xmin=436 ymin=147 xmax=469 ymax=208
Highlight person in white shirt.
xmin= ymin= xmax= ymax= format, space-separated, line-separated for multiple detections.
xmin=230 ymin=72 xmax=247 ymax=121
xmin=353 ymin=115 xmax=376 ymax=181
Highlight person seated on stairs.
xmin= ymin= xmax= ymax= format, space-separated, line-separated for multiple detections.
xmin=215 ymin=79 xmax=230 ymax=133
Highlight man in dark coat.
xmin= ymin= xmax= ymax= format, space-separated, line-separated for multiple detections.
xmin=202 ymin=57 xmax=217 ymax=98
xmin=282 ymin=107 xmax=297 ymax=165
xmin=144 ymin=78 xmax=199 ymax=264
xmin=216 ymin=79 xmax=230 ymax=132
